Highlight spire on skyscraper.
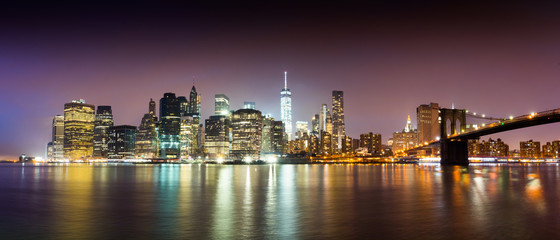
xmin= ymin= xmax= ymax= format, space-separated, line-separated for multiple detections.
xmin=284 ymin=71 xmax=287 ymax=90
xmin=404 ymin=115 xmax=413 ymax=132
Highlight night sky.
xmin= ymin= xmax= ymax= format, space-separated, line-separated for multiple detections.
xmin=2 ymin=1 xmax=560 ymax=160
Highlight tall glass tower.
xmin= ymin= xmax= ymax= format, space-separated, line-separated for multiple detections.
xmin=93 ymin=106 xmax=114 ymax=158
xmin=280 ymin=71 xmax=293 ymax=140
xmin=332 ymin=90 xmax=345 ymax=152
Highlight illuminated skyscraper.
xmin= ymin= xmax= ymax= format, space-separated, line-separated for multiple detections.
xmin=108 ymin=125 xmax=137 ymax=159
xmin=320 ymin=131 xmax=332 ymax=155
xmin=215 ymin=94 xmax=230 ymax=115
xmin=280 ymin=71 xmax=293 ymax=140
xmin=93 ymin=106 xmax=114 ymax=158
xmin=149 ymin=99 xmax=156 ymax=115
xmin=159 ymin=93 xmax=181 ymax=158
xmin=417 ymin=102 xmax=440 ymax=144
xmin=262 ymin=116 xmax=284 ymax=154
xmin=231 ymin=109 xmax=263 ymax=160
xmin=392 ymin=116 xmax=418 ymax=154
xmin=135 ymin=99 xmax=158 ymax=158
xmin=63 ymin=99 xmax=95 ymax=160
xmin=295 ymin=121 xmax=309 ymax=139
xmin=204 ymin=115 xmax=230 ymax=158
xmin=180 ymin=115 xmax=199 ymax=159
xmin=311 ymin=114 xmax=319 ymax=136
xmin=52 ymin=115 xmax=64 ymax=160
xmin=262 ymin=116 xmax=274 ymax=152
xmin=178 ymin=96 xmax=189 ymax=116
xmin=332 ymin=90 xmax=345 ymax=152
xmin=243 ymin=101 xmax=256 ymax=110
xmin=188 ymin=84 xmax=201 ymax=119
xmin=320 ymin=104 xmax=328 ymax=132
xmin=326 ymin=110 xmax=333 ymax=134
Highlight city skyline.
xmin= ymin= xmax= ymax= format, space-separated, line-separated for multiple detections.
xmin=3 ymin=1 xmax=560 ymax=159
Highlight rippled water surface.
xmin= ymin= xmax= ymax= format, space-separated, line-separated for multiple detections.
xmin=1 ymin=163 xmax=559 ymax=239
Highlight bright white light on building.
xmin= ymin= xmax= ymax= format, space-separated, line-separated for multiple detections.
xmin=265 ymin=155 xmax=277 ymax=163
xmin=281 ymin=71 xmax=293 ymax=140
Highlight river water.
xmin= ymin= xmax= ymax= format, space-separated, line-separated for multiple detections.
xmin=0 ymin=163 xmax=559 ymax=239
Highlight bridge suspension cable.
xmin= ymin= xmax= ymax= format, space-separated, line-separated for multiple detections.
xmin=465 ymin=112 xmax=505 ymax=121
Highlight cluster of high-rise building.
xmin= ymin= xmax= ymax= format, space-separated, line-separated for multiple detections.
xmin=516 ymin=140 xmax=560 ymax=158
xmin=468 ymin=138 xmax=509 ymax=157
xmin=45 ymin=92 xmax=560 ymax=161
xmin=283 ymin=89 xmax=372 ymax=157
xmin=46 ymin=73 xmax=302 ymax=161
xmin=47 ymin=76 xmax=560 ymax=162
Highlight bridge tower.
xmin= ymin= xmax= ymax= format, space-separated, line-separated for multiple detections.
xmin=440 ymin=108 xmax=468 ymax=165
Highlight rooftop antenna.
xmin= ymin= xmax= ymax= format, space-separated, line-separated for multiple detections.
xmin=284 ymin=71 xmax=287 ymax=89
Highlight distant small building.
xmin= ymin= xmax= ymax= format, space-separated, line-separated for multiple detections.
xmin=542 ymin=142 xmax=554 ymax=158
xmin=392 ymin=115 xmax=418 ymax=155
xmin=469 ymin=138 xmax=509 ymax=157
xmin=359 ymin=132 xmax=382 ymax=155
xmin=520 ymin=140 xmax=540 ymax=158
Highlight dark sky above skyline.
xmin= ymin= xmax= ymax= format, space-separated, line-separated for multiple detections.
xmin=2 ymin=1 xmax=560 ymax=159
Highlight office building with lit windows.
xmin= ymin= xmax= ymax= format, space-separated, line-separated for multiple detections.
xmin=231 ymin=109 xmax=263 ymax=160
xmin=520 ymin=140 xmax=540 ymax=158
xmin=51 ymin=115 xmax=65 ymax=160
xmin=311 ymin=114 xmax=319 ymax=136
xmin=332 ymin=90 xmax=345 ymax=152
xmin=188 ymin=84 xmax=201 ymax=119
xmin=215 ymin=94 xmax=230 ymax=116
xmin=360 ymin=132 xmax=382 ymax=155
xmin=417 ymin=102 xmax=440 ymax=144
xmin=159 ymin=93 xmax=181 ymax=158
xmin=108 ymin=125 xmax=137 ymax=159
xmin=392 ymin=116 xmax=418 ymax=154
xmin=204 ymin=115 xmax=230 ymax=158
xmin=280 ymin=71 xmax=293 ymax=140
xmin=93 ymin=106 xmax=114 ymax=158
xmin=295 ymin=121 xmax=309 ymax=140
xmin=320 ymin=104 xmax=328 ymax=133
xmin=63 ymin=100 xmax=95 ymax=160
xmin=320 ymin=131 xmax=332 ymax=155
xmin=135 ymin=99 xmax=158 ymax=158
xmin=180 ymin=115 xmax=200 ymax=159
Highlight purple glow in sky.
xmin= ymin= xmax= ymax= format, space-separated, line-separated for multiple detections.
xmin=2 ymin=1 xmax=560 ymax=160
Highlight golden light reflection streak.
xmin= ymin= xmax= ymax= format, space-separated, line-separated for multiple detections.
xmin=525 ymin=173 xmax=546 ymax=215
xmin=53 ymin=165 xmax=95 ymax=238
xmin=211 ymin=166 xmax=234 ymax=239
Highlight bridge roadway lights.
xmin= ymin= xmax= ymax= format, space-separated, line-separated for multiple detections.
xmin=441 ymin=139 xmax=469 ymax=166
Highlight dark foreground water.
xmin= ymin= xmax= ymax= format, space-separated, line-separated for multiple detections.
xmin=1 ymin=163 xmax=559 ymax=239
